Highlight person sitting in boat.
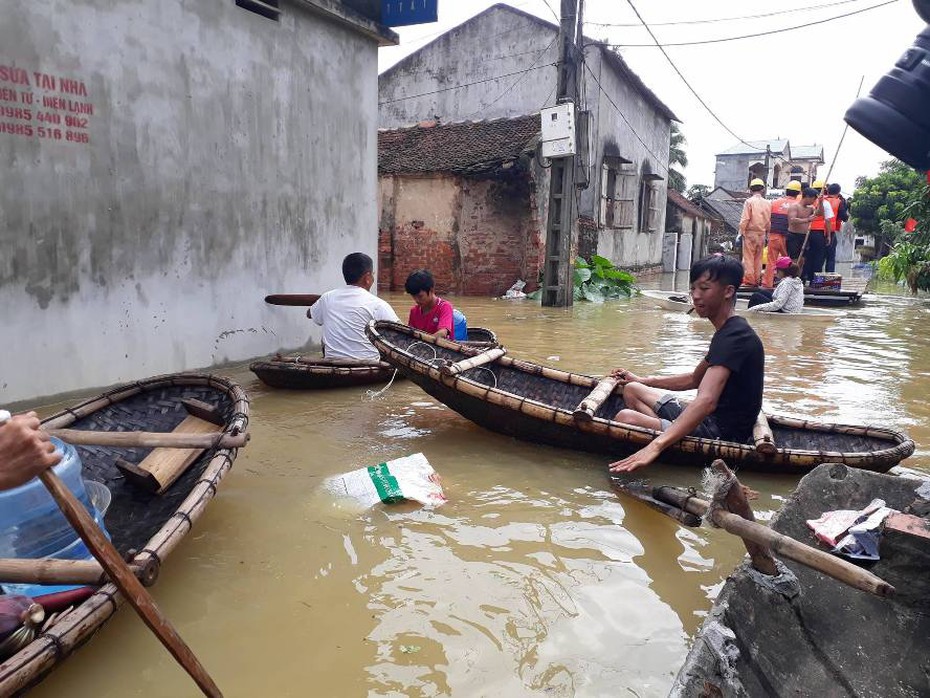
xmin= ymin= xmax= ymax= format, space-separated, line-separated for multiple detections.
xmin=0 ymin=411 xmax=60 ymax=490
xmin=405 ymin=269 xmax=454 ymax=339
xmin=608 ymin=255 xmax=765 ymax=473
xmin=745 ymin=256 xmax=804 ymax=313
xmin=307 ymin=252 xmax=400 ymax=363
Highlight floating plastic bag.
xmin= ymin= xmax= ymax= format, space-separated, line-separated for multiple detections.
xmin=500 ymin=280 xmax=527 ymax=299
xmin=325 ymin=453 xmax=446 ymax=508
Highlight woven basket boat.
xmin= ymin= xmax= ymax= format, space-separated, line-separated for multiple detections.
xmin=737 ymin=284 xmax=865 ymax=307
xmin=250 ymin=326 xmax=499 ymax=390
xmin=366 ymin=321 xmax=914 ymax=473
xmin=0 ymin=373 xmax=249 ymax=694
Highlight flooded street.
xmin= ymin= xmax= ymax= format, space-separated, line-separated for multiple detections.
xmin=32 ymin=272 xmax=930 ymax=697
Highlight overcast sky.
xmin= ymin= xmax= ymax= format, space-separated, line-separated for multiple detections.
xmin=378 ymin=0 xmax=918 ymax=193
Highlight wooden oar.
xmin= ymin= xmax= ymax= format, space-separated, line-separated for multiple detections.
xmin=611 ymin=461 xmax=895 ymax=598
xmin=47 ymin=428 xmax=248 ymax=450
xmin=264 ymin=294 xmax=321 ymax=306
xmin=38 ymin=468 xmax=223 ymax=696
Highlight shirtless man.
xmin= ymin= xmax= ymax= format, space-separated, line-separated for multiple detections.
xmin=785 ymin=187 xmax=818 ymax=261
xmin=0 ymin=411 xmax=60 ymax=490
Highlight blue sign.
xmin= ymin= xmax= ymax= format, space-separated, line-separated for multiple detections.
xmin=382 ymin=0 xmax=438 ymax=27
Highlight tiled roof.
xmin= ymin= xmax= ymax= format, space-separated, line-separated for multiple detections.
xmin=700 ymin=197 xmax=743 ymax=233
xmin=667 ymin=189 xmax=717 ymax=220
xmin=718 ymin=139 xmax=790 ymax=156
xmin=378 ymin=115 xmax=540 ymax=176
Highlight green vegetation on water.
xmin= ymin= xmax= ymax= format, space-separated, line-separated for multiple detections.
xmin=529 ymin=255 xmax=636 ymax=302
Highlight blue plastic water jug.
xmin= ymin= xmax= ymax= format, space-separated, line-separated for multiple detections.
xmin=453 ymin=309 xmax=468 ymax=341
xmin=0 ymin=438 xmax=111 ymax=597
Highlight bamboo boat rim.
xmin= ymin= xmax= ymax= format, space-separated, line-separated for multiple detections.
xmin=0 ymin=372 xmax=250 ymax=692
xmin=366 ymin=320 xmax=915 ymax=465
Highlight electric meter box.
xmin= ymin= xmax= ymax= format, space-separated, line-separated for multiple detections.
xmin=540 ymin=103 xmax=576 ymax=158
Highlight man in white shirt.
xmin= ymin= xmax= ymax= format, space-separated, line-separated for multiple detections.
xmin=308 ymin=253 xmax=400 ymax=362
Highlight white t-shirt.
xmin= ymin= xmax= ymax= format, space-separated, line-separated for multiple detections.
xmin=309 ymin=286 xmax=400 ymax=362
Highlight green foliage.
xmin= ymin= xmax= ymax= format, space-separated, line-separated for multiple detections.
xmin=528 ymin=255 xmax=636 ymax=302
xmin=687 ymin=184 xmax=711 ymax=202
xmin=872 ymin=175 xmax=930 ymax=293
xmin=850 ymin=159 xmax=924 ymax=252
xmin=668 ymin=124 xmax=687 ymax=193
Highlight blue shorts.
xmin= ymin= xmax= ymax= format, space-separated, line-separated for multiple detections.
xmin=654 ymin=393 xmax=722 ymax=440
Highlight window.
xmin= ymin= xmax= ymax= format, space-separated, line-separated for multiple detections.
xmin=236 ymin=0 xmax=280 ymax=20
xmin=639 ymin=167 xmax=662 ymax=233
xmin=600 ymin=159 xmax=636 ymax=229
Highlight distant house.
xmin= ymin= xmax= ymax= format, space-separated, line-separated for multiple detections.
xmin=698 ymin=187 xmax=746 ymax=249
xmin=378 ymin=3 xmax=678 ymax=287
xmin=664 ymin=190 xmax=720 ymax=271
xmin=378 ymin=115 xmax=543 ymax=296
xmin=714 ymin=139 xmax=825 ymax=191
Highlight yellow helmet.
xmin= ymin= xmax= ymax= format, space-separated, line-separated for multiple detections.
xmin=812 ymin=179 xmax=825 ymax=189
xmin=749 ymin=178 xmax=765 ymax=188
xmin=785 ymin=180 xmax=802 ymax=192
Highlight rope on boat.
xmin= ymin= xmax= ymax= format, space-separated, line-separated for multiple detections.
xmin=702 ymin=468 xmax=738 ymax=529
xmin=364 ymin=370 xmax=399 ymax=401
xmin=463 ymin=366 xmax=498 ymax=389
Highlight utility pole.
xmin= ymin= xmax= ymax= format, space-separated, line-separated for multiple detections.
xmin=764 ymin=145 xmax=771 ymax=188
xmin=541 ymin=0 xmax=583 ymax=307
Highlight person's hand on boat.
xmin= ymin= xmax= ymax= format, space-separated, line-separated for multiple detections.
xmin=608 ymin=442 xmax=661 ymax=473
xmin=610 ymin=368 xmax=643 ymax=385
xmin=0 ymin=412 xmax=61 ymax=490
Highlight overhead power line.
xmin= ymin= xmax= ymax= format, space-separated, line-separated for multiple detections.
xmin=583 ymin=63 xmax=669 ymax=174
xmin=464 ymin=35 xmax=559 ymax=117
xmin=621 ymin=0 xmax=755 ymax=148
xmin=584 ymin=0 xmax=876 ymax=28
xmin=597 ymin=0 xmax=897 ymax=48
xmin=378 ymin=63 xmax=558 ymax=106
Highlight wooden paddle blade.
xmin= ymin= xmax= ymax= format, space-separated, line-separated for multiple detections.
xmin=38 ymin=470 xmax=223 ymax=696
xmin=264 ymin=294 xmax=321 ymax=306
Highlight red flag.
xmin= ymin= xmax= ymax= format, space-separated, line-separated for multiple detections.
xmin=905 ymin=217 xmax=918 ymax=233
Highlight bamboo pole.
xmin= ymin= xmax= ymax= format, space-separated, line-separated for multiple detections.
xmin=47 ymin=429 xmax=248 ymax=450
xmin=0 ymin=557 xmax=158 ymax=588
xmin=752 ymin=412 xmax=777 ymax=455
xmin=651 ymin=460 xmax=894 ymax=598
xmin=38 ymin=468 xmax=223 ymax=696
xmin=572 ymin=376 xmax=621 ymax=422
xmin=439 ymin=347 xmax=507 ymax=376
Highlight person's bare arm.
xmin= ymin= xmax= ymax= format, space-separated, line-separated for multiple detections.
xmin=0 ymin=412 xmax=61 ymax=490
xmin=611 ymin=360 xmax=709 ymax=392
xmin=608 ymin=365 xmax=730 ymax=472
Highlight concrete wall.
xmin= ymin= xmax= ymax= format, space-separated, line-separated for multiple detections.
xmin=378 ymin=5 xmax=672 ymax=271
xmin=378 ymin=172 xmax=542 ymax=296
xmin=585 ymin=49 xmax=670 ymax=268
xmin=1 ymin=0 xmax=381 ymax=402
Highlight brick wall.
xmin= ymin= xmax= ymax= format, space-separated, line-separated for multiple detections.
xmin=378 ymin=171 xmax=542 ymax=296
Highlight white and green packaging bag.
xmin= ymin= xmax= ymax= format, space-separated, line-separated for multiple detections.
xmin=326 ymin=453 xmax=446 ymax=508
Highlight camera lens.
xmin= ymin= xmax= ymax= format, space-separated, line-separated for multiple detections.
xmin=845 ymin=25 xmax=930 ymax=170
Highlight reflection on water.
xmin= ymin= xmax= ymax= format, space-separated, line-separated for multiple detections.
xmin=31 ymin=274 xmax=929 ymax=697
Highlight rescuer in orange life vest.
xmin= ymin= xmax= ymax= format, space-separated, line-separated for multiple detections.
xmin=801 ymin=180 xmax=835 ymax=284
xmin=738 ymin=178 xmax=771 ymax=287
xmin=824 ymin=183 xmax=848 ymax=273
xmin=763 ymin=180 xmax=801 ymax=288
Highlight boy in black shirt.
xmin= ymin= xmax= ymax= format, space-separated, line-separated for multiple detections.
xmin=608 ymin=255 xmax=765 ymax=473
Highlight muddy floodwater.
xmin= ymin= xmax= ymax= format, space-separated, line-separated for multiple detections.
xmin=31 ymin=270 xmax=930 ymax=697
